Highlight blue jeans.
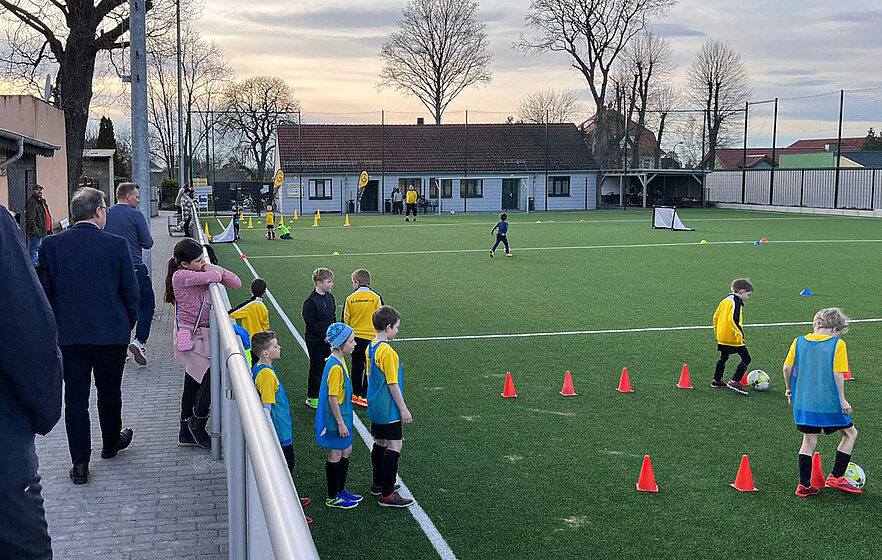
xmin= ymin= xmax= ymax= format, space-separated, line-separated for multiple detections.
xmin=135 ymin=265 xmax=155 ymax=343
xmin=27 ymin=235 xmax=42 ymax=266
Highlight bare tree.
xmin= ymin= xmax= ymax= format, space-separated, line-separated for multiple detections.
xmin=0 ymin=0 xmax=187 ymax=198
xmin=687 ymin=38 xmax=751 ymax=169
xmin=519 ymin=0 xmax=676 ymax=166
xmin=219 ymin=76 xmax=300 ymax=181
xmin=517 ymin=88 xmax=584 ymax=124
xmin=646 ymin=84 xmax=679 ymax=167
xmin=379 ymin=0 xmax=492 ymax=125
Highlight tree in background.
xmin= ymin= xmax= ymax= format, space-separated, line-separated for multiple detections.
xmin=379 ymin=0 xmax=492 ymax=125
xmin=864 ymin=128 xmax=882 ymax=151
xmin=219 ymin=76 xmax=300 ymax=181
xmin=687 ymin=38 xmax=751 ymax=170
xmin=520 ymin=0 xmax=676 ymax=167
xmin=95 ymin=115 xmax=131 ymax=180
xmin=517 ymin=89 xmax=584 ymax=124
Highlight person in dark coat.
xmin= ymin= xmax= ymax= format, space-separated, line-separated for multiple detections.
xmin=38 ymin=187 xmax=139 ymax=485
xmin=0 ymin=204 xmax=63 ymax=559
xmin=24 ymin=184 xmax=52 ymax=266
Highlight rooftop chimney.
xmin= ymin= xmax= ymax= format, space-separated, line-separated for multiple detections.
xmin=417 ymin=117 xmax=425 ymax=125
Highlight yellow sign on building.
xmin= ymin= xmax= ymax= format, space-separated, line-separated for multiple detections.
xmin=273 ymin=170 xmax=285 ymax=188
xmin=358 ymin=170 xmax=369 ymax=188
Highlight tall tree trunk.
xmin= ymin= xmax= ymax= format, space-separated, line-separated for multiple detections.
xmin=58 ymin=36 xmax=97 ymax=200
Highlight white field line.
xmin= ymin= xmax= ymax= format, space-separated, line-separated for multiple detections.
xmin=243 ymin=238 xmax=882 ymax=260
xmin=230 ymin=240 xmax=458 ymax=560
xmin=395 ymin=318 xmax=882 ymax=342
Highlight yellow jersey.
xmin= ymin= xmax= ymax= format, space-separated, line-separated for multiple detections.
xmin=713 ymin=294 xmax=745 ymax=346
xmin=343 ymin=287 xmax=384 ymax=339
xmin=406 ymin=190 xmax=417 ymax=204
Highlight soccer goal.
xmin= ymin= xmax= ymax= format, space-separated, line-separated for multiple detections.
xmin=652 ymin=206 xmax=694 ymax=231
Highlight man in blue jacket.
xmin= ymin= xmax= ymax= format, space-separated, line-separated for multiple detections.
xmin=38 ymin=187 xmax=138 ymax=485
xmin=0 ymin=204 xmax=63 ymax=559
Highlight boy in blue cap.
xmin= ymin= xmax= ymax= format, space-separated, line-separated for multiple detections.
xmin=316 ymin=323 xmax=363 ymax=509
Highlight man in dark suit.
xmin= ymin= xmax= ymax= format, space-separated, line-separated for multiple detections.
xmin=0 ymin=204 xmax=63 ymax=559
xmin=38 ymin=187 xmax=138 ymax=485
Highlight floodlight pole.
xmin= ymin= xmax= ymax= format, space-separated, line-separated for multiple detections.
xmin=770 ymin=98 xmax=778 ymax=205
xmin=176 ymin=0 xmax=185 ymax=194
xmin=130 ymin=0 xmax=150 ymax=272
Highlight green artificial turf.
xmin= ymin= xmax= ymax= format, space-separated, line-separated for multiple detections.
xmin=209 ymin=209 xmax=882 ymax=560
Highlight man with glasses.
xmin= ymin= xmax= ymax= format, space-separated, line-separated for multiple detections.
xmin=38 ymin=187 xmax=139 ymax=485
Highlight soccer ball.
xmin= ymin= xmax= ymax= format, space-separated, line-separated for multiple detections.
xmin=844 ymin=462 xmax=866 ymax=489
xmin=746 ymin=369 xmax=770 ymax=391
xmin=450 ymin=210 xmax=455 ymax=214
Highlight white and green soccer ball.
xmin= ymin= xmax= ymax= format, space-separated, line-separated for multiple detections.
xmin=844 ymin=462 xmax=866 ymax=489
xmin=746 ymin=369 xmax=771 ymax=391
xmin=450 ymin=210 xmax=455 ymax=214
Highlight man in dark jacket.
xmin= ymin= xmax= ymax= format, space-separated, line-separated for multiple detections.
xmin=0 ymin=204 xmax=63 ymax=559
xmin=25 ymin=184 xmax=52 ymax=266
xmin=38 ymin=187 xmax=138 ymax=485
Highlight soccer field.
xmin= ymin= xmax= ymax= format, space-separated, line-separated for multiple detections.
xmin=211 ymin=209 xmax=882 ymax=560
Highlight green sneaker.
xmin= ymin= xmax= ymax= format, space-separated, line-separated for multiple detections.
xmin=326 ymin=495 xmax=359 ymax=509
xmin=305 ymin=398 xmax=318 ymax=409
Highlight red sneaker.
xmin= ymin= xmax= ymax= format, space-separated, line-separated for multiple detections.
xmin=794 ymin=484 xmax=820 ymax=497
xmin=378 ymin=492 xmax=413 ymax=508
xmin=300 ymin=497 xmax=311 ymax=507
xmin=351 ymin=396 xmax=368 ymax=408
xmin=826 ymin=475 xmax=862 ymax=494
xmin=306 ymin=516 xmax=313 ymax=525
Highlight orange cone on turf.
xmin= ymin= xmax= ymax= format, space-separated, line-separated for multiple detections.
xmin=811 ymin=452 xmax=827 ymax=488
xmin=616 ymin=367 xmax=633 ymax=393
xmin=636 ymin=455 xmax=658 ymax=492
xmin=740 ymin=374 xmax=750 ymax=387
xmin=677 ymin=364 xmax=693 ymax=389
xmin=501 ymin=372 xmax=517 ymax=398
xmin=843 ymin=368 xmax=853 ymax=381
xmin=729 ymin=455 xmax=758 ymax=491
xmin=559 ymin=371 xmax=577 ymax=396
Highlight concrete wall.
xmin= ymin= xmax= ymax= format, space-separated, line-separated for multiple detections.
xmin=0 ymin=96 xmax=68 ymax=224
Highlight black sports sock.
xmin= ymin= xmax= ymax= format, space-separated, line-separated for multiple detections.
xmin=382 ymin=450 xmax=401 ymax=497
xmin=339 ymin=457 xmax=350 ymax=496
xmin=371 ymin=443 xmax=386 ymax=487
xmin=832 ymin=451 xmax=851 ymax=478
xmin=326 ymin=461 xmax=338 ymax=499
xmin=798 ymin=453 xmax=812 ymax=487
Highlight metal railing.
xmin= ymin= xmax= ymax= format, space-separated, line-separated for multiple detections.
xmin=189 ymin=204 xmax=319 ymax=560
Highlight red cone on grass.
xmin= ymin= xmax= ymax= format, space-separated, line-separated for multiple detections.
xmin=677 ymin=364 xmax=693 ymax=389
xmin=760 ymin=238 xmax=768 ymax=242
xmin=811 ymin=452 xmax=827 ymax=488
xmin=616 ymin=367 xmax=633 ymax=393
xmin=730 ymin=455 xmax=758 ymax=491
xmin=636 ymin=455 xmax=659 ymax=492
xmin=559 ymin=371 xmax=577 ymax=396
xmin=843 ymin=368 xmax=853 ymax=381
xmin=241 ymin=254 xmax=248 ymax=259
xmin=740 ymin=374 xmax=750 ymax=387
xmin=501 ymin=372 xmax=517 ymax=398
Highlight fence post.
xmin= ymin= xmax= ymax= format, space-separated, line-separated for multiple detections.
xmin=871 ymin=168 xmax=877 ymax=210
xmin=770 ymin=98 xmax=778 ymax=205
xmin=210 ymin=306 xmax=221 ymax=461
xmin=741 ymin=102 xmax=748 ymax=204
xmin=834 ymin=89 xmax=844 ymax=209
xmin=800 ymin=168 xmax=805 ymax=207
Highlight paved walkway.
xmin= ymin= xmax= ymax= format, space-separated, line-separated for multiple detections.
xmin=36 ymin=212 xmax=229 ymax=560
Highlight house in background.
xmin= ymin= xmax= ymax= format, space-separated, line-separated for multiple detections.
xmin=710 ymin=137 xmax=872 ymax=170
xmin=273 ymin=123 xmax=599 ymax=214
xmin=580 ymin=112 xmax=661 ymax=169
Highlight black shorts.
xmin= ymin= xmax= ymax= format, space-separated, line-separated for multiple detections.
xmin=266 ymin=224 xmax=274 ymax=230
xmin=371 ymin=421 xmax=402 ymax=440
xmin=797 ymin=423 xmax=853 ymax=434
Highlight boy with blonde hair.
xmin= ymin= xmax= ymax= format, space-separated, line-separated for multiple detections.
xmin=343 ymin=269 xmax=384 ymax=407
xmin=784 ymin=308 xmax=861 ymax=497
xmin=229 ymin=278 xmax=270 ymax=366
xmin=302 ymin=268 xmax=336 ymax=408
xmin=712 ymin=278 xmax=753 ymax=394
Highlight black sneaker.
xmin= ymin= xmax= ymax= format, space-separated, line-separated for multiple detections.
xmin=727 ymin=380 xmax=749 ymax=395
xmin=710 ymin=380 xmax=727 ymax=388
xmin=101 ymin=427 xmax=134 ymax=459
xmin=370 ymin=483 xmax=400 ymax=496
xmin=378 ymin=491 xmax=413 ymax=508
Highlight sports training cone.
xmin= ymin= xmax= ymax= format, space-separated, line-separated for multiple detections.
xmin=293 ymin=210 xmax=299 ymax=220
xmin=204 ymin=222 xmax=211 ymax=241
xmin=312 ymin=214 xmax=319 ymax=227
xmin=344 ymin=214 xmax=351 ymax=226
xmin=501 ymin=372 xmax=517 ymax=398
xmin=700 ymin=239 xmax=708 ymax=244
xmin=729 ymin=455 xmax=758 ymax=491
xmin=843 ymin=368 xmax=853 ymax=381
xmin=240 ymin=254 xmax=247 ymax=259
xmin=316 ymin=209 xmax=321 ymax=219
xmin=740 ymin=374 xmax=750 ymax=387
xmin=332 ymin=251 xmax=340 ymax=256
xmin=677 ymin=364 xmax=693 ymax=389
xmin=579 ymin=219 xmax=586 ymax=223
xmin=760 ymin=238 xmax=768 ymax=242
xmin=247 ymin=217 xmax=254 ymax=229
xmin=636 ymin=455 xmax=658 ymax=492
xmin=811 ymin=452 xmax=827 ymax=488
xmin=559 ymin=371 xmax=577 ymax=396
xmin=616 ymin=367 xmax=633 ymax=393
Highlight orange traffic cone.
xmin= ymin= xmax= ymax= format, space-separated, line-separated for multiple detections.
xmin=740 ymin=374 xmax=750 ymax=387
xmin=811 ymin=452 xmax=827 ymax=488
xmin=501 ymin=372 xmax=517 ymax=398
xmin=729 ymin=455 xmax=758 ymax=491
xmin=760 ymin=238 xmax=768 ymax=242
xmin=843 ymin=368 xmax=853 ymax=381
xmin=616 ymin=367 xmax=633 ymax=393
xmin=677 ymin=364 xmax=693 ymax=389
xmin=636 ymin=455 xmax=659 ymax=492
xmin=559 ymin=371 xmax=577 ymax=396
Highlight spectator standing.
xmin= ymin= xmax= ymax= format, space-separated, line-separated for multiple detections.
xmin=0 ymin=204 xmax=63 ymax=560
xmin=25 ymin=184 xmax=52 ymax=266
xmin=404 ymin=185 xmax=418 ymax=222
xmin=181 ymin=189 xmax=194 ymax=238
xmin=174 ymin=183 xmax=187 ymax=219
xmin=391 ymin=187 xmax=403 ymax=215
xmin=105 ymin=182 xmax=155 ymax=366
xmin=37 ymin=187 xmax=139 ymax=485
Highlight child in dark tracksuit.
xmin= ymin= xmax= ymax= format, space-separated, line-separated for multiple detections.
xmin=302 ymin=268 xmax=336 ymax=409
xmin=490 ymin=213 xmax=511 ymax=257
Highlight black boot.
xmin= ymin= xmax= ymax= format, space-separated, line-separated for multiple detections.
xmin=187 ymin=410 xmax=211 ymax=449
xmin=179 ymin=419 xmax=198 ymax=447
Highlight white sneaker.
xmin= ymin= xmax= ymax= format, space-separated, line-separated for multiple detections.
xmin=129 ymin=340 xmax=147 ymax=365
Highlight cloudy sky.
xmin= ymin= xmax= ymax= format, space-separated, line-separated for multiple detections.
xmin=189 ymin=0 xmax=882 ymax=143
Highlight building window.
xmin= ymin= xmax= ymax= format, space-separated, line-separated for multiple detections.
xmin=398 ymin=178 xmax=422 ymax=194
xmin=548 ymin=176 xmax=570 ymax=197
xmin=460 ymin=179 xmax=483 ymax=198
xmin=429 ymin=178 xmax=453 ymax=198
xmin=309 ymin=179 xmax=332 ymax=200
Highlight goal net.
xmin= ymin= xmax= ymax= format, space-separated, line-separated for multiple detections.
xmin=652 ymin=206 xmax=694 ymax=231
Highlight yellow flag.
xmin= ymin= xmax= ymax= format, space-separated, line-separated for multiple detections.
xmin=358 ymin=171 xmax=369 ymax=188
xmin=273 ymin=170 xmax=285 ymax=189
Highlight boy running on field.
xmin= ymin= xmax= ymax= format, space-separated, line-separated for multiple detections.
xmin=712 ymin=278 xmax=753 ymax=394
xmin=490 ymin=212 xmax=512 ymax=257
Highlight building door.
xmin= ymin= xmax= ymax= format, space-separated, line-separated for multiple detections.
xmin=361 ymin=180 xmax=379 ymax=212
xmin=502 ymin=179 xmax=520 ymax=210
